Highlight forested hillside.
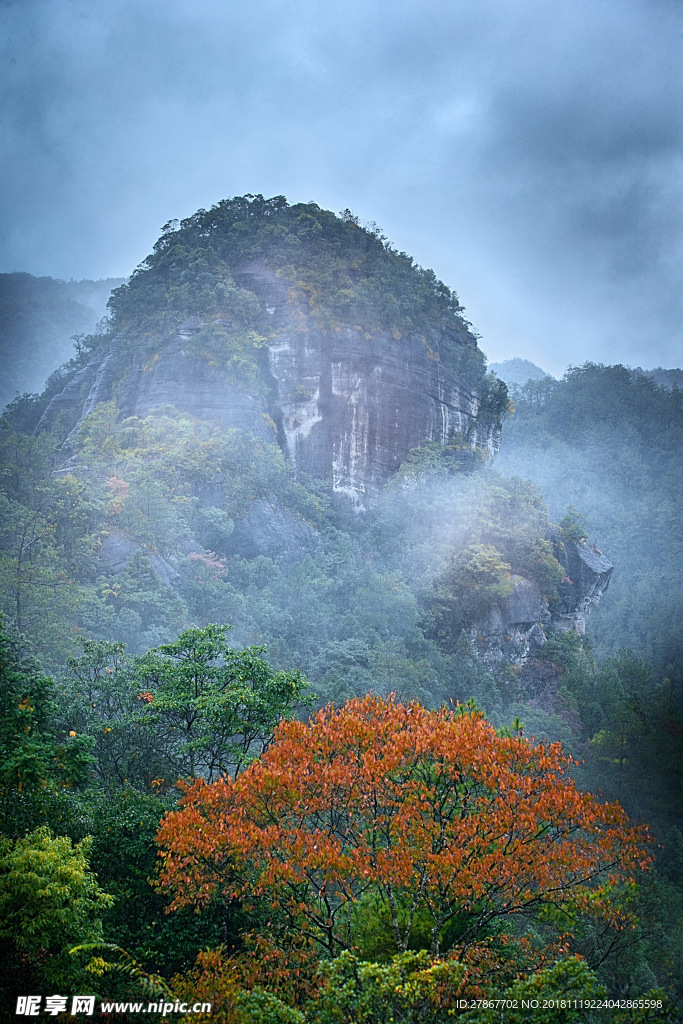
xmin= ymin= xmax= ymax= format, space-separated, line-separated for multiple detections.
xmin=0 ymin=274 xmax=126 ymax=409
xmin=488 ymin=357 xmax=552 ymax=386
xmin=0 ymin=200 xmax=681 ymax=1020
xmin=496 ymin=363 xmax=682 ymax=674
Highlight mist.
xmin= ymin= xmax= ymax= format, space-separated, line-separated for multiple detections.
xmin=494 ymin=366 xmax=682 ymax=673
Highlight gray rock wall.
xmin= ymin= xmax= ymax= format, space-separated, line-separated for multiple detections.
xmin=269 ymin=320 xmax=493 ymax=507
xmin=42 ymin=264 xmax=499 ymax=510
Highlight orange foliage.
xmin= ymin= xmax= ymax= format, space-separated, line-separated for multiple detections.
xmin=156 ymin=696 xmax=650 ymax=958
xmin=228 ymin=932 xmax=322 ymax=1005
xmin=171 ymin=949 xmax=239 ymax=1024
xmin=176 ymin=933 xmax=320 ymax=1006
xmin=170 ymin=936 xmax=319 ymax=1023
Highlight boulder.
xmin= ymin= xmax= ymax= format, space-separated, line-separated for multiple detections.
xmin=553 ymin=534 xmax=613 ymax=635
xmin=226 ymin=498 xmax=319 ymax=566
xmin=470 ymin=576 xmax=550 ymax=671
xmin=98 ymin=528 xmax=180 ymax=587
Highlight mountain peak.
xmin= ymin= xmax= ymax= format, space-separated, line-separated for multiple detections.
xmin=37 ymin=195 xmax=507 ymax=507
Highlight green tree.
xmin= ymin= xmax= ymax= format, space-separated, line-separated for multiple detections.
xmin=81 ymin=787 xmax=229 ymax=978
xmin=559 ymin=505 xmax=588 ymax=544
xmin=460 ymin=957 xmax=606 ymax=1024
xmin=0 ymin=617 xmax=94 ymax=836
xmin=56 ymin=637 xmax=165 ymax=792
xmin=311 ymin=950 xmax=466 ymax=1024
xmin=135 ymin=624 xmax=313 ymax=781
xmin=0 ymin=827 xmax=113 ymax=997
xmin=425 ymin=543 xmax=514 ymax=648
xmin=0 ymin=428 xmax=103 ymax=660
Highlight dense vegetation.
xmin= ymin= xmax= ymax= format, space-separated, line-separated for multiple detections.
xmin=2 ymin=615 xmax=678 ymax=1021
xmin=0 ymin=203 xmax=681 ymax=1017
xmin=1 ymin=387 xmax=680 ymax=1016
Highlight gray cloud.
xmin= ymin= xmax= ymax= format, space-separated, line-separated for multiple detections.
xmin=1 ymin=0 xmax=681 ymax=374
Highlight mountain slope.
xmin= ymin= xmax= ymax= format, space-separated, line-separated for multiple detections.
xmin=35 ymin=196 xmax=506 ymax=508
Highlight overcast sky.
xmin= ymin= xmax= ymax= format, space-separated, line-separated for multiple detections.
xmin=1 ymin=0 xmax=681 ymax=375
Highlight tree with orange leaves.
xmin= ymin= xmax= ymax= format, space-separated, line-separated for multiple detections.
xmin=156 ymin=695 xmax=649 ymax=960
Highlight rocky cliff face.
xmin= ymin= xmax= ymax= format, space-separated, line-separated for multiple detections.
xmin=38 ymin=263 xmax=500 ymax=509
xmin=553 ymin=533 xmax=614 ymax=634
xmin=469 ymin=535 xmax=613 ymax=672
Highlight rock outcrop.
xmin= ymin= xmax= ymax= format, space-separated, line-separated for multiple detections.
xmin=245 ymin=264 xmax=497 ymax=506
xmin=469 ymin=538 xmax=613 ymax=672
xmin=225 ymin=497 xmax=320 ymax=565
xmin=99 ymin=528 xmax=181 ymax=587
xmin=553 ymin=535 xmax=614 ymax=634
xmin=32 ymin=198 xmax=508 ymax=600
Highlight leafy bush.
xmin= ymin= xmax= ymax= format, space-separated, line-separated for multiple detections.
xmin=0 ymin=827 xmax=113 ymax=994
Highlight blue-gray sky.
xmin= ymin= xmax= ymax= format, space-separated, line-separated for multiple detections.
xmin=1 ymin=0 xmax=681 ymax=375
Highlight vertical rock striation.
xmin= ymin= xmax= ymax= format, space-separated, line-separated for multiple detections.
xmin=39 ymin=264 xmax=500 ymax=509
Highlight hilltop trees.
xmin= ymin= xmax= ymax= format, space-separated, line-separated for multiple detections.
xmin=107 ymin=195 xmax=486 ymax=387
